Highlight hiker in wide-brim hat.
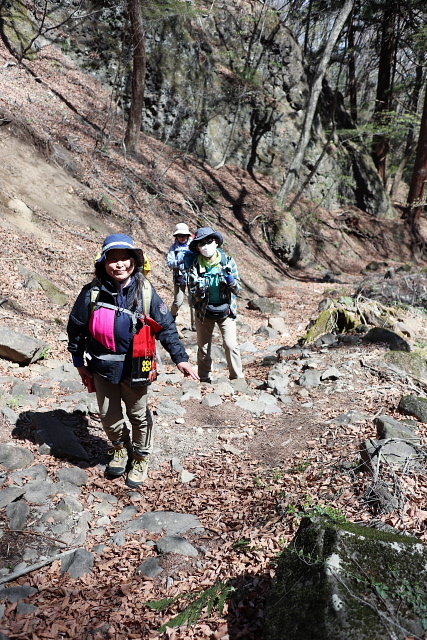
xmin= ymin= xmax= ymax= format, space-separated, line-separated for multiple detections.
xmin=167 ymin=223 xmax=196 ymax=330
xmin=185 ymin=227 xmax=244 ymax=383
xmin=67 ymin=233 xmax=198 ymax=489
xmin=188 ymin=227 xmax=223 ymax=252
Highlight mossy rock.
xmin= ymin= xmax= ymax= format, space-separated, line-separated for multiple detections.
xmin=17 ymin=265 xmax=68 ymax=306
xmin=264 ymin=515 xmax=427 ymax=640
xmin=383 ymin=349 xmax=427 ymax=380
xmin=0 ymin=0 xmax=40 ymax=60
xmin=300 ymin=307 xmax=360 ymax=345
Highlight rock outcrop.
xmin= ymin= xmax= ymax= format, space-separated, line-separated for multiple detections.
xmin=265 ymin=515 xmax=427 ymax=640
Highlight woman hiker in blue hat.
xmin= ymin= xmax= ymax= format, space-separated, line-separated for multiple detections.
xmin=67 ymin=233 xmax=199 ymax=488
xmin=185 ymin=227 xmax=244 ymax=383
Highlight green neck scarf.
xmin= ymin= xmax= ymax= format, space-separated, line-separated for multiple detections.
xmin=199 ymin=250 xmax=221 ymax=270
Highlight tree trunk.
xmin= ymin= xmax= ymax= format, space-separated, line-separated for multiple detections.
xmin=124 ymin=0 xmax=146 ymax=154
xmin=276 ymin=0 xmax=354 ymax=206
xmin=347 ymin=17 xmax=357 ymax=124
xmin=391 ymin=61 xmax=423 ymax=200
xmin=371 ymin=6 xmax=396 ymax=186
xmin=405 ymin=78 xmax=427 ymax=251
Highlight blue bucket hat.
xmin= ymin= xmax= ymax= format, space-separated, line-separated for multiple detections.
xmin=95 ymin=234 xmax=144 ymax=266
xmin=189 ymin=227 xmax=223 ymax=252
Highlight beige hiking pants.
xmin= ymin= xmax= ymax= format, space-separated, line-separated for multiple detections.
xmin=93 ymin=372 xmax=153 ymax=455
xmin=171 ymin=283 xmax=195 ymax=328
xmin=195 ymin=315 xmax=244 ymax=381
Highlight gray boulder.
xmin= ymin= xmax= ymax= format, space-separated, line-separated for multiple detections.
xmin=298 ymin=370 xmax=322 ymax=388
xmin=264 ymin=515 xmax=427 ymax=640
xmin=136 ymin=557 xmax=163 ymax=578
xmin=201 ymin=393 xmax=222 ymax=407
xmin=156 ymin=535 xmax=199 ymax=557
xmin=61 ymin=548 xmax=94 ymax=579
xmin=374 ymin=415 xmax=420 ymax=443
xmin=0 ymin=586 xmax=37 ymax=603
xmin=247 ymin=297 xmax=281 ymax=315
xmin=56 ymin=467 xmax=88 ymax=486
xmin=0 ymin=445 xmax=34 ymax=470
xmin=360 ymin=438 xmax=423 ymax=472
xmin=0 ymin=486 xmax=26 ymax=509
xmin=0 ymin=327 xmax=49 ymax=364
xmin=7 ymin=501 xmax=30 ymax=530
xmin=269 ymin=212 xmax=303 ymax=266
xmin=124 ymin=511 xmax=203 ymax=535
xmin=398 ymin=395 xmax=427 ymax=422
xmin=156 ymin=398 xmax=186 ymax=418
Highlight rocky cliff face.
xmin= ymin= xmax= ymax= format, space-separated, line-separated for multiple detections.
xmin=72 ymin=0 xmax=393 ymax=217
xmin=2 ymin=0 xmax=395 ymax=219
xmin=141 ymin=2 xmax=394 ymax=217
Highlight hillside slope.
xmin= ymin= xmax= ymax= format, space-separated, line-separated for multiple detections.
xmin=0 ymin=36 xmax=424 ymax=356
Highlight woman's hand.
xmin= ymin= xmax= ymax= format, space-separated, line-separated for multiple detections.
xmin=176 ymin=362 xmax=200 ymax=381
xmin=77 ymin=366 xmax=93 ymax=388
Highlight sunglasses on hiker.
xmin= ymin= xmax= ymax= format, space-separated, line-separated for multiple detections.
xmin=197 ymin=237 xmax=215 ymax=247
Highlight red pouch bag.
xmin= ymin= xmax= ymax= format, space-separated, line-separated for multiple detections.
xmin=132 ymin=316 xmax=163 ymax=385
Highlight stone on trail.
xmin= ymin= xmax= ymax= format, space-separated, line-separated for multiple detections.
xmin=124 ymin=511 xmax=203 ymax=535
xmin=111 ymin=532 xmax=126 ymax=546
xmin=320 ymin=366 xmax=341 ymax=380
xmin=298 ymin=370 xmax=322 ymax=388
xmin=180 ymin=469 xmax=196 ymax=483
xmin=360 ymin=438 xmax=423 ymax=472
xmin=398 ymin=395 xmax=427 ymax=423
xmin=61 ymin=548 xmax=94 ymax=579
xmin=221 ymin=444 xmax=243 ymax=455
xmin=364 ymin=481 xmax=400 ymax=514
xmin=32 ymin=413 xmax=90 ymax=462
xmin=0 ymin=586 xmax=38 ymax=603
xmin=374 ymin=415 xmax=420 ymax=442
xmin=0 ymin=486 xmax=26 ymax=509
xmin=156 ymin=535 xmax=199 ymax=557
xmin=247 ymin=297 xmax=281 ymax=315
xmin=30 ymin=383 xmax=52 ymax=398
xmin=201 ymin=392 xmax=222 ymax=407
xmin=7 ymin=501 xmax=30 ymax=530
xmin=263 ymin=403 xmax=282 ymax=415
xmin=155 ymin=398 xmax=186 ymax=417
xmin=16 ymin=603 xmax=38 ymax=615
xmin=0 ymin=445 xmax=34 ymax=470
xmin=0 ymin=327 xmax=50 ymax=365
xmin=56 ymin=467 xmax=88 ymax=486
xmin=328 ymin=410 xmax=368 ymax=426
xmin=264 ymin=515 xmax=427 ymax=640
xmin=268 ymin=316 xmax=289 ymax=335
xmin=116 ymin=505 xmax=138 ymax=522
xmin=136 ymin=557 xmax=163 ymax=578
xmin=313 ymin=332 xmax=338 ymax=347
xmin=255 ymin=325 xmax=279 ymax=339
xmin=23 ymin=480 xmax=57 ymax=504
xmin=11 ymin=464 xmax=48 ymax=484
xmin=235 ymin=398 xmax=266 ymax=415
xmin=0 ymin=407 xmax=19 ymax=425
xmin=239 ymin=341 xmax=258 ymax=353
xmin=230 ymin=378 xmax=252 ymax=393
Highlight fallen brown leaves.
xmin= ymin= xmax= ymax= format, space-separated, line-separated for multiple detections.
xmin=2 ymin=415 xmax=426 ymax=640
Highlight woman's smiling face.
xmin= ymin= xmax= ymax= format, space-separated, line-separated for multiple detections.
xmin=105 ymin=249 xmax=135 ymax=287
